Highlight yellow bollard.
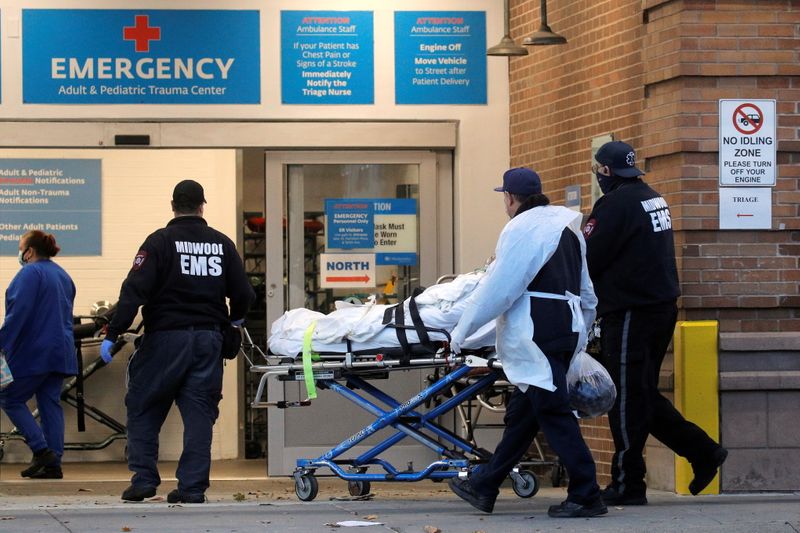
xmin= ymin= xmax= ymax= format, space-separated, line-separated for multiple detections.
xmin=673 ymin=320 xmax=720 ymax=495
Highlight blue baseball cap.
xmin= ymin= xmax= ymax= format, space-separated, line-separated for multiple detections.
xmin=595 ymin=141 xmax=645 ymax=178
xmin=494 ymin=167 xmax=542 ymax=195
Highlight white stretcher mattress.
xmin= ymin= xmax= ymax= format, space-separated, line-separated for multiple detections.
xmin=268 ymin=272 xmax=496 ymax=357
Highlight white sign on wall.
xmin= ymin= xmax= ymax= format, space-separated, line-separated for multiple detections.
xmin=719 ymin=99 xmax=776 ymax=186
xmin=319 ymin=253 xmax=376 ymax=288
xmin=719 ymin=187 xmax=772 ymax=230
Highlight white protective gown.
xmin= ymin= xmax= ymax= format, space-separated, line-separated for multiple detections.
xmin=449 ymin=205 xmax=597 ymax=392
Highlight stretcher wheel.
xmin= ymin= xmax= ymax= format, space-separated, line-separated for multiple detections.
xmin=347 ymin=480 xmax=371 ymax=497
xmin=512 ymin=470 xmax=539 ymax=498
xmin=551 ymin=462 xmax=565 ymax=487
xmin=295 ymin=473 xmax=319 ymax=502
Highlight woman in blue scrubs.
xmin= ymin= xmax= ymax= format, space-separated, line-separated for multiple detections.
xmin=0 ymin=230 xmax=76 ymax=479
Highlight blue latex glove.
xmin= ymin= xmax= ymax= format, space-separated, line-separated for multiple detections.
xmin=231 ymin=318 xmax=244 ymax=327
xmin=100 ymin=339 xmax=115 ymax=364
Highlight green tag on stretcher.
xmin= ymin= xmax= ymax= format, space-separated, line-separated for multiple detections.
xmin=302 ymin=321 xmax=321 ymax=399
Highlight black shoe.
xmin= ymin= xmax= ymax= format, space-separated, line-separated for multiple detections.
xmin=447 ymin=478 xmax=495 ymax=513
xmin=121 ymin=485 xmax=157 ymax=502
xmin=20 ymin=449 xmax=58 ymax=478
xmin=167 ymin=489 xmax=206 ymax=504
xmin=689 ymin=446 xmax=728 ymax=495
xmin=600 ymin=485 xmax=648 ymax=506
xmin=548 ymin=499 xmax=608 ymax=518
xmin=28 ymin=466 xmax=63 ymax=479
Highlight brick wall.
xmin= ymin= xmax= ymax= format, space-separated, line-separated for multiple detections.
xmin=508 ymin=0 xmax=800 ymax=484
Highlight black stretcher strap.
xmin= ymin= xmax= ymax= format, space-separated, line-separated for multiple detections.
xmin=74 ymin=339 xmax=85 ymax=432
xmin=380 ymin=287 xmax=435 ymax=366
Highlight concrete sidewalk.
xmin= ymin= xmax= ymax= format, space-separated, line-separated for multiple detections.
xmin=1 ymin=460 xmax=799 ymax=532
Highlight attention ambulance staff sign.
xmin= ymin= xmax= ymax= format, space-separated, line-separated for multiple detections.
xmin=22 ymin=10 xmax=260 ymax=104
xmin=718 ymin=99 xmax=776 ymax=186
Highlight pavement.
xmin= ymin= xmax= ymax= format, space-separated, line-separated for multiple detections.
xmin=0 ymin=461 xmax=799 ymax=532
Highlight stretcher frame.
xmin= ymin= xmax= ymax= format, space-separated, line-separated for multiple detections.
xmin=246 ymin=325 xmax=540 ymax=501
xmin=0 ymin=316 xmax=132 ymax=462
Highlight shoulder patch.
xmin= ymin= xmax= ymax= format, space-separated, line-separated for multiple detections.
xmin=582 ymin=219 xmax=597 ymax=238
xmin=132 ymin=250 xmax=148 ymax=271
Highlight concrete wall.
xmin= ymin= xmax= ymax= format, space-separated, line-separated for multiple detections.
xmin=719 ymin=332 xmax=800 ymax=491
xmin=0 ymin=148 xmax=240 ymax=463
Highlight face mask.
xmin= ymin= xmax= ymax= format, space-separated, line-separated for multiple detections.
xmin=596 ymin=172 xmax=625 ymax=195
xmin=17 ymin=249 xmax=27 ymax=266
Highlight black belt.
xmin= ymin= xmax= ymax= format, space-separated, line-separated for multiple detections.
xmin=182 ymin=324 xmax=220 ymax=331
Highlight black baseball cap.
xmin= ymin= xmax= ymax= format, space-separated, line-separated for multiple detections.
xmin=595 ymin=141 xmax=645 ymax=178
xmin=494 ymin=167 xmax=542 ymax=195
xmin=172 ymin=180 xmax=206 ymax=206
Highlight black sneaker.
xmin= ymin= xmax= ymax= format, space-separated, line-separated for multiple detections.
xmin=121 ymin=485 xmax=157 ymax=502
xmin=689 ymin=446 xmax=728 ymax=495
xmin=600 ymin=485 xmax=648 ymax=506
xmin=28 ymin=466 xmax=63 ymax=479
xmin=167 ymin=489 xmax=206 ymax=504
xmin=20 ymin=449 xmax=58 ymax=478
xmin=447 ymin=478 xmax=496 ymax=513
xmin=548 ymin=499 xmax=608 ymax=518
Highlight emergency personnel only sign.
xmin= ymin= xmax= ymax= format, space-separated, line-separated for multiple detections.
xmin=719 ymin=99 xmax=776 ymax=186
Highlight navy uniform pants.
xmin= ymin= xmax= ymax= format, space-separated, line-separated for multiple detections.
xmin=469 ymin=350 xmax=601 ymax=505
xmin=601 ymin=302 xmax=720 ymax=496
xmin=125 ymin=328 xmax=223 ymax=497
xmin=0 ymin=373 xmax=65 ymax=463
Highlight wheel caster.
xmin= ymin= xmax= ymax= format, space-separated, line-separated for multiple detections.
xmin=347 ymin=480 xmax=371 ymax=497
xmin=512 ymin=469 xmax=539 ymax=498
xmin=295 ymin=473 xmax=319 ymax=501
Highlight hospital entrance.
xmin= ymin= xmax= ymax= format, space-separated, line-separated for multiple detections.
xmin=0 ymin=122 xmax=468 ymax=479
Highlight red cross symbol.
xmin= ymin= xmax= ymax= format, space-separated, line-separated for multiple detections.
xmin=123 ymin=15 xmax=161 ymax=53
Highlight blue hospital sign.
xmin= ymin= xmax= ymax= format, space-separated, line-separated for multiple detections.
xmin=22 ymin=9 xmax=260 ymax=104
xmin=394 ymin=11 xmax=486 ymax=105
xmin=281 ymin=11 xmax=374 ymax=104
xmin=0 ymin=159 xmax=101 ymax=256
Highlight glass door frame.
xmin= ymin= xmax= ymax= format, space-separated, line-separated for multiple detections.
xmin=263 ymin=150 xmax=453 ymax=475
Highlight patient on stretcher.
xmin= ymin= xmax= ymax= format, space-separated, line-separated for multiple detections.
xmin=268 ymin=271 xmax=496 ymax=357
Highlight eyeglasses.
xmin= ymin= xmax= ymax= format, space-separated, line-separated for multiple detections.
xmin=591 ymin=162 xmax=610 ymax=175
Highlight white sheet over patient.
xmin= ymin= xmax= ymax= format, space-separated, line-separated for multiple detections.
xmin=268 ymin=271 xmax=496 ymax=357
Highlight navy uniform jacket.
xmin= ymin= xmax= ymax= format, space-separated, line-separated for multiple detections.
xmin=0 ymin=260 xmax=77 ymax=378
xmin=106 ymin=216 xmax=255 ymax=341
xmin=583 ymin=179 xmax=680 ymax=317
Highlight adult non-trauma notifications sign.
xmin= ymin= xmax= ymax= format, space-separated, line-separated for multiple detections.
xmin=22 ymin=10 xmax=260 ymax=104
xmin=394 ymin=11 xmax=486 ymax=105
xmin=282 ymin=11 xmax=374 ymax=104
xmin=0 ymin=159 xmax=101 ymax=255
xmin=719 ymin=99 xmax=776 ymax=186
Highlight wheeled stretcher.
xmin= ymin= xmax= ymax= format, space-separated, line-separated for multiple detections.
xmin=247 ymin=318 xmax=541 ymax=502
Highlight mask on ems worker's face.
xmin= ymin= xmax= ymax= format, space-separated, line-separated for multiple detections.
xmin=17 ymin=248 xmax=28 ymax=267
xmin=595 ymin=172 xmax=624 ymax=195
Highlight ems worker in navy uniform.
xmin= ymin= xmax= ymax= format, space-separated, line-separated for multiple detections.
xmin=447 ymin=168 xmax=606 ymax=518
xmin=102 ymin=180 xmax=255 ymax=504
xmin=584 ymin=141 xmax=727 ymax=506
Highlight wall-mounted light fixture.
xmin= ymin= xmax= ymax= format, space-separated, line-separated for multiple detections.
xmin=487 ymin=0 xmax=528 ymax=56
xmin=523 ymin=0 xmax=567 ymax=46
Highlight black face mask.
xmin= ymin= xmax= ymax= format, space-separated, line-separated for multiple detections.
xmin=596 ymin=172 xmax=624 ymax=194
